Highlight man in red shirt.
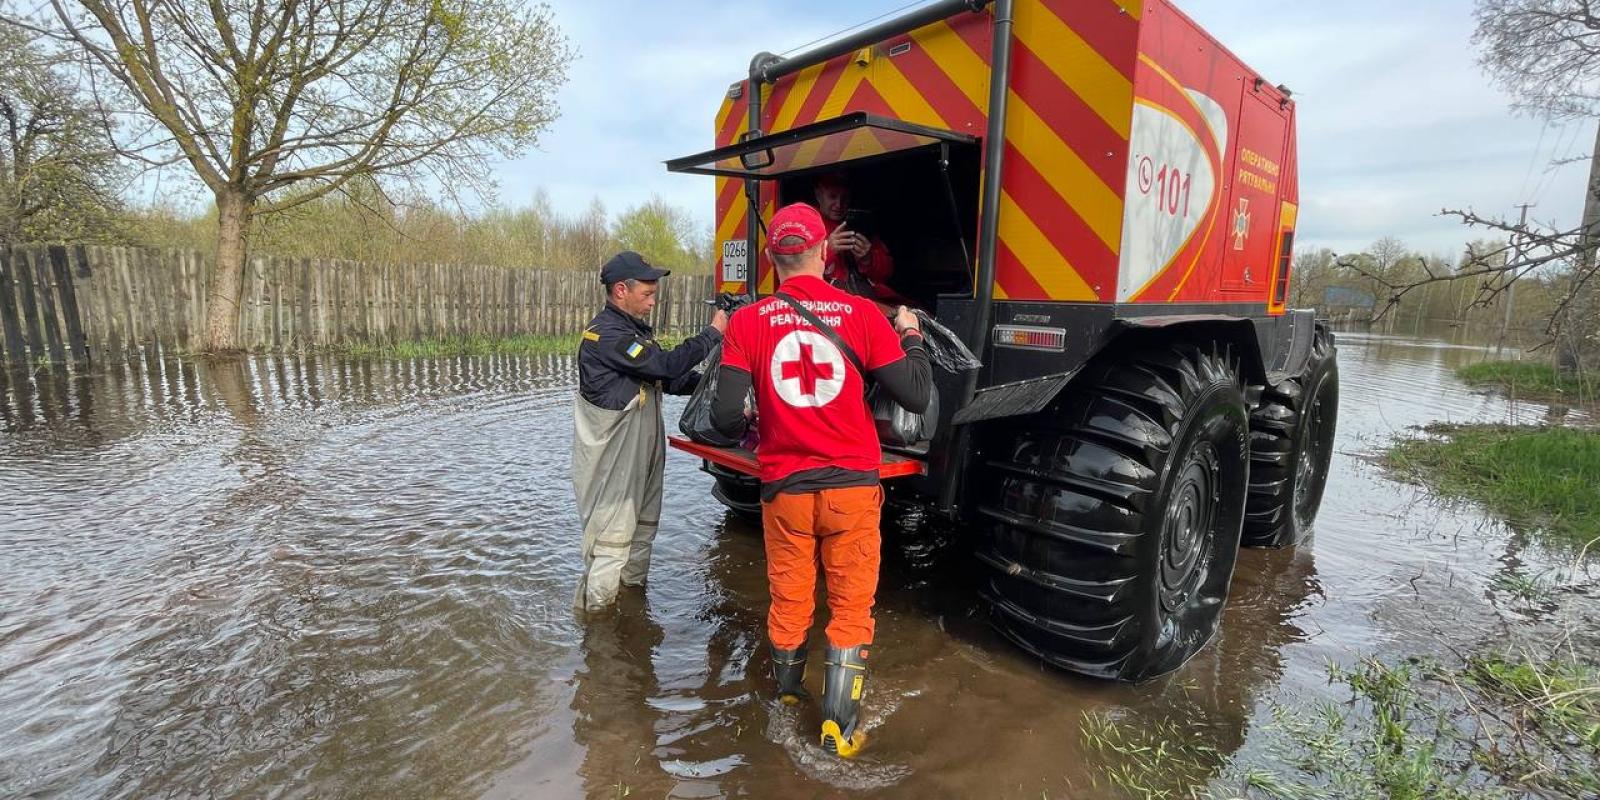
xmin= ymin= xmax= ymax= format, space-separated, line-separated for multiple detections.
xmin=709 ymin=203 xmax=931 ymax=758
xmin=814 ymin=173 xmax=899 ymax=303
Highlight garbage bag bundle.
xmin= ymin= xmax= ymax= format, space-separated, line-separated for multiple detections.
xmin=914 ymin=310 xmax=982 ymax=373
xmin=679 ymin=343 xmax=744 ymax=447
xmin=872 ymin=383 xmax=940 ymax=446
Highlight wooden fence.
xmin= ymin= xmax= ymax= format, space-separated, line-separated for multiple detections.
xmin=0 ymin=244 xmax=716 ymax=365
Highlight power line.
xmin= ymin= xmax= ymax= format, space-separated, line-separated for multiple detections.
xmin=1517 ymin=117 xmax=1550 ymax=204
xmin=778 ymin=0 xmax=931 ymax=57
xmin=1528 ymin=120 xmax=1581 ymax=207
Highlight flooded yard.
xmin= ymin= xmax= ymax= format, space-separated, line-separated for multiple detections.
xmin=1 ymin=333 xmax=1594 ymax=798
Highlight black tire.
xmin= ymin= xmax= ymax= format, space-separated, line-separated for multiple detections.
xmin=976 ymin=343 xmax=1250 ymax=682
xmin=1243 ymin=325 xmax=1338 ymax=548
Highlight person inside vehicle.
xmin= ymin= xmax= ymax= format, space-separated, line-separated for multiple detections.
xmin=813 ymin=173 xmax=905 ymax=306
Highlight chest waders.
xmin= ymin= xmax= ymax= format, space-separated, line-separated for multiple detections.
xmin=571 ymin=382 xmax=664 ymax=611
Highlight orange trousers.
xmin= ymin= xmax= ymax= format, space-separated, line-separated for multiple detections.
xmin=761 ymin=485 xmax=883 ymax=650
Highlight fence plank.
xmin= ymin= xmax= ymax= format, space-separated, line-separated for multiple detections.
xmin=297 ymin=258 xmax=312 ymax=350
xmin=30 ymin=248 xmax=66 ymax=363
xmin=8 ymin=243 xmax=720 ymax=362
xmin=14 ymin=249 xmax=53 ymax=363
xmin=0 ymin=248 xmax=29 ymax=365
xmin=47 ymin=246 xmax=89 ymax=364
xmin=87 ymin=247 xmax=116 ymax=360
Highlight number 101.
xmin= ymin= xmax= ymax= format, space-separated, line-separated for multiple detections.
xmin=1154 ymin=164 xmax=1192 ymax=218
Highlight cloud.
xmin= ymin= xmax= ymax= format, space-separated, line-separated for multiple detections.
xmin=1181 ymin=0 xmax=1592 ymax=253
xmin=403 ymin=1 xmax=1596 ymax=260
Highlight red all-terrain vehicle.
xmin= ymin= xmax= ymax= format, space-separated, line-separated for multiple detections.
xmin=666 ymin=0 xmax=1338 ymax=681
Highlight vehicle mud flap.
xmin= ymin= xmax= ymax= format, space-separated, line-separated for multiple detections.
xmin=950 ymin=371 xmax=1078 ymax=426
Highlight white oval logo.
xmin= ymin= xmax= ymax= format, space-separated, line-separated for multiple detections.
xmin=769 ymin=329 xmax=847 ymax=408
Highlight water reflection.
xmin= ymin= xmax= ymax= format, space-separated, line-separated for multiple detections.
xmin=1 ymin=333 xmax=1588 ymax=799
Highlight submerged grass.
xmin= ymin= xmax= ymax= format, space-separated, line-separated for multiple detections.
xmin=1458 ymin=360 xmax=1597 ymax=406
xmin=334 ymin=334 xmax=581 ymax=359
xmin=1079 ymin=713 xmax=1223 ymax=799
xmin=1083 ymin=653 xmax=1600 ymax=799
xmin=1386 ymin=424 xmax=1600 ymax=546
xmin=1242 ymin=655 xmax=1600 ymax=799
xmin=328 ymin=333 xmax=685 ymax=359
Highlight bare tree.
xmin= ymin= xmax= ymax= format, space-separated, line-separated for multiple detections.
xmin=18 ymin=0 xmax=573 ymax=352
xmin=1336 ymin=1 xmax=1600 ymax=369
xmin=0 ymin=24 xmax=125 ymax=243
xmin=1340 ymin=210 xmax=1595 ymax=364
xmin=1475 ymin=0 xmax=1600 ymax=119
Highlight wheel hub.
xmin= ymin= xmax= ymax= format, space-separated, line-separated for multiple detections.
xmin=1293 ymin=394 xmax=1326 ymax=529
xmin=1160 ymin=443 xmax=1218 ymax=613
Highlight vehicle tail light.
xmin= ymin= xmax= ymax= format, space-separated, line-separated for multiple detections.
xmin=992 ymin=325 xmax=1067 ymax=352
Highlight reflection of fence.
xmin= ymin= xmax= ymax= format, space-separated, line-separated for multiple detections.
xmin=0 ymin=244 xmax=716 ymax=365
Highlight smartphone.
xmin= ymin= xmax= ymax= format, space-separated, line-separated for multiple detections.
xmin=843 ymin=208 xmax=875 ymax=239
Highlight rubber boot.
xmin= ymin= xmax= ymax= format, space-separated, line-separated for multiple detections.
xmin=819 ymin=645 xmax=869 ymax=758
xmin=771 ymin=644 xmax=809 ymax=705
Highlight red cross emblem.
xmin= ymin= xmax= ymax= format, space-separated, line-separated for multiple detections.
xmin=780 ymin=342 xmax=836 ymax=396
xmin=770 ymin=330 xmax=847 ymax=408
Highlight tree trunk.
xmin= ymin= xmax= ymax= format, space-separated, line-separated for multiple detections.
xmin=203 ymin=189 xmax=253 ymax=352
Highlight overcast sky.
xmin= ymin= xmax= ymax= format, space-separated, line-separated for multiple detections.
xmin=500 ymin=0 xmax=1590 ymax=257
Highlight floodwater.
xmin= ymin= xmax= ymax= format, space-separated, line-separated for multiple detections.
xmin=0 ymin=332 xmax=1592 ymax=799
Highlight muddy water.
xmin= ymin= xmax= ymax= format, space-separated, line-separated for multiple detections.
xmin=0 ymin=334 xmax=1589 ymax=799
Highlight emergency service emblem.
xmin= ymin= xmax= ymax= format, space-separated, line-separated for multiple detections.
xmin=1232 ymin=198 xmax=1251 ymax=250
xmin=770 ymin=330 xmax=846 ymax=408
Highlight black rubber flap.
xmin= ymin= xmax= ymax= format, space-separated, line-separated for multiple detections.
xmin=950 ymin=371 xmax=1076 ymax=426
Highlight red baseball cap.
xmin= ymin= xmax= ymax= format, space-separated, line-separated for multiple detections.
xmin=767 ymin=203 xmax=827 ymax=255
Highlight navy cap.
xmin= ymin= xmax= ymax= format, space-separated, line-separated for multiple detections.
xmin=600 ymin=251 xmax=670 ymax=285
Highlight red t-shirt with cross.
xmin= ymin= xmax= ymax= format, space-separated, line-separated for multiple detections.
xmin=721 ymin=274 xmax=906 ymax=484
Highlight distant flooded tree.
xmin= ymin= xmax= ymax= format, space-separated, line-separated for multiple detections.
xmin=1288 ymin=247 xmax=1338 ymax=309
xmin=613 ymin=196 xmax=710 ymax=273
xmin=0 ymin=25 xmax=125 ymax=244
xmin=1339 ymin=1 xmax=1600 ymax=369
xmin=19 ymin=0 xmax=573 ymax=352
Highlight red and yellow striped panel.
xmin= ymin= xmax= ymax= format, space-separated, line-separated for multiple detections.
xmin=710 ymin=1 xmax=1143 ymax=303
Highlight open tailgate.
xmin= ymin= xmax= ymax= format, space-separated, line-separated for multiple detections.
xmin=668 ymin=435 xmax=925 ymax=479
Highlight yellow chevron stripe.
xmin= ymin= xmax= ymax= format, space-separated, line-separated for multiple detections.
xmin=1121 ymin=0 xmax=1143 ymax=20
xmin=716 ymin=202 xmax=746 ymax=245
xmin=873 ymin=56 xmax=947 ymax=128
xmin=910 ymin=21 xmax=989 ymax=111
xmin=773 ymin=63 xmax=828 ymax=132
xmin=997 ymin=191 xmax=1097 ymax=301
xmin=715 ymin=96 xmax=736 ymax=138
xmin=713 ymin=106 xmax=749 ymax=246
xmin=1014 ymin=2 xmax=1133 ymax=137
xmin=994 ymin=284 xmax=1010 ymax=300
xmin=1004 ymin=92 xmax=1123 ymax=251
xmin=815 ymin=60 xmax=868 ymax=122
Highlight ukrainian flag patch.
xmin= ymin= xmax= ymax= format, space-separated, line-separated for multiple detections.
xmin=626 ymin=341 xmax=645 ymax=359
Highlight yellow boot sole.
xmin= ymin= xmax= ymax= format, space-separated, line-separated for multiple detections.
xmin=820 ymin=720 xmax=866 ymax=758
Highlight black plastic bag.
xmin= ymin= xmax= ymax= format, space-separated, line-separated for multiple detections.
xmin=679 ymin=343 xmax=744 ymax=447
xmin=914 ymin=310 xmax=982 ymax=373
xmin=872 ymin=384 xmax=940 ymax=446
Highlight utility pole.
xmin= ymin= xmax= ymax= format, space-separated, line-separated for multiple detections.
xmin=1498 ymin=202 xmax=1534 ymax=354
xmin=1563 ymin=119 xmax=1600 ymax=373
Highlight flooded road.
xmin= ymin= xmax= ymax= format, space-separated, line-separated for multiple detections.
xmin=1 ymin=334 xmax=1591 ymax=799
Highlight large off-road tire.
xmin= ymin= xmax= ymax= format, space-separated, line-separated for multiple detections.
xmin=976 ymin=343 xmax=1250 ymax=682
xmin=1242 ymin=325 xmax=1338 ymax=548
